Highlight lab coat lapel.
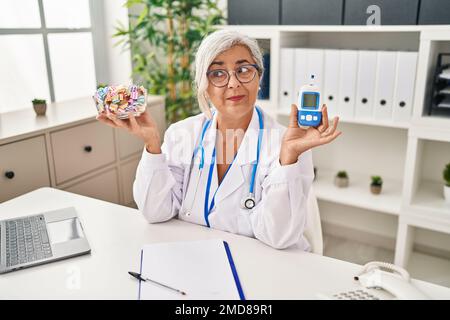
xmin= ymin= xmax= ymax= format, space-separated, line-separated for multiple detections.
xmin=214 ymin=109 xmax=259 ymax=205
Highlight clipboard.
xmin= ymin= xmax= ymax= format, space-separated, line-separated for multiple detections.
xmin=137 ymin=239 xmax=245 ymax=300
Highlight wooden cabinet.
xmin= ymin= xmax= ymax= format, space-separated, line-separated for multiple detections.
xmin=117 ymin=129 xmax=144 ymax=160
xmin=51 ymin=121 xmax=116 ymax=184
xmin=64 ymin=169 xmax=120 ymax=203
xmin=120 ymin=157 xmax=140 ymax=206
xmin=0 ymin=95 xmax=165 ymax=206
xmin=0 ymin=136 xmax=51 ymax=202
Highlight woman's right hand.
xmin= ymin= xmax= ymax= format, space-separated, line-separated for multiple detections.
xmin=96 ymin=111 xmax=162 ymax=154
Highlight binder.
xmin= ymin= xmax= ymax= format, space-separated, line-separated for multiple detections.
xmin=294 ymin=49 xmax=324 ymax=101
xmin=355 ymin=50 xmax=377 ymax=119
xmin=373 ymin=51 xmax=397 ymax=120
xmin=338 ymin=50 xmax=358 ymax=119
xmin=392 ymin=51 xmax=418 ymax=123
xmin=279 ymin=48 xmax=295 ymax=110
xmin=137 ymin=239 xmax=245 ymax=300
xmin=294 ymin=49 xmax=308 ymax=99
xmin=323 ymin=50 xmax=340 ymax=118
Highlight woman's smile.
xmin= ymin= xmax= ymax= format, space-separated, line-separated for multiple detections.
xmin=227 ymin=94 xmax=245 ymax=102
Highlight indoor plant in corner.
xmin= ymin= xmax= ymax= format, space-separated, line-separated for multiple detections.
xmin=334 ymin=171 xmax=349 ymax=188
xmin=444 ymin=163 xmax=450 ymax=204
xmin=32 ymin=99 xmax=47 ymax=116
xmin=370 ymin=175 xmax=383 ymax=195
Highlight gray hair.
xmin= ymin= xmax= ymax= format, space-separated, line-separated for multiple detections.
xmin=194 ymin=29 xmax=264 ymax=119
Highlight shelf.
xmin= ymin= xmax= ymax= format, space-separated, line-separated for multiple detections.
xmin=407 ymin=181 xmax=450 ymax=228
xmin=409 ymin=123 xmax=450 ymax=142
xmin=325 ymin=234 xmax=450 ymax=288
xmin=277 ymin=108 xmax=410 ymax=129
xmin=313 ymin=169 xmax=403 ymax=216
xmin=222 ymin=25 xmax=450 ymax=33
xmin=408 ymin=251 xmax=450 ymax=288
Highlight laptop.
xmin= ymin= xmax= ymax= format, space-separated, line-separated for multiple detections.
xmin=0 ymin=207 xmax=91 ymax=274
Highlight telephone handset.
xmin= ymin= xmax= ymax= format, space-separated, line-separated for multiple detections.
xmin=317 ymin=261 xmax=429 ymax=300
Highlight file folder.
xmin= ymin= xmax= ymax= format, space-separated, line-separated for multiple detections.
xmin=137 ymin=239 xmax=245 ymax=300
xmin=374 ymin=51 xmax=397 ymax=120
xmin=393 ymin=51 xmax=417 ymax=123
xmin=338 ymin=50 xmax=358 ymax=119
xmin=279 ymin=48 xmax=295 ymax=110
xmin=355 ymin=50 xmax=377 ymax=119
xmin=294 ymin=49 xmax=324 ymax=100
xmin=323 ymin=50 xmax=340 ymax=118
xmin=294 ymin=49 xmax=308 ymax=99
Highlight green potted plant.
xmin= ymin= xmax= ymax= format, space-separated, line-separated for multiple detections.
xmin=370 ymin=175 xmax=383 ymax=195
xmin=443 ymin=163 xmax=450 ymax=203
xmin=334 ymin=171 xmax=349 ymax=188
xmin=114 ymin=0 xmax=225 ymax=125
xmin=32 ymin=98 xmax=47 ymax=116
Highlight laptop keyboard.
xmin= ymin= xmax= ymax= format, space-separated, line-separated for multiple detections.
xmin=5 ymin=215 xmax=53 ymax=267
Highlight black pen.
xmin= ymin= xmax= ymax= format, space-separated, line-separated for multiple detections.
xmin=128 ymin=271 xmax=186 ymax=295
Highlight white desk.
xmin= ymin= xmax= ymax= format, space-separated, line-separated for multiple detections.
xmin=1 ymin=187 xmax=449 ymax=300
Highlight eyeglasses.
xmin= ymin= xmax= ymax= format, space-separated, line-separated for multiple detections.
xmin=206 ymin=64 xmax=260 ymax=88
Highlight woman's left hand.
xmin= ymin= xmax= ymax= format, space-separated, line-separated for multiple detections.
xmin=279 ymin=104 xmax=342 ymax=166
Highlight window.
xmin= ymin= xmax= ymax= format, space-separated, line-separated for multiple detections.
xmin=0 ymin=0 xmax=102 ymax=113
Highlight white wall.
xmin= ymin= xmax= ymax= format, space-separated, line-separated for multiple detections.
xmin=101 ymin=0 xmax=133 ymax=85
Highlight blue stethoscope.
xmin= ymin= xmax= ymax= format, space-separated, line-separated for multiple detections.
xmin=187 ymin=106 xmax=264 ymax=227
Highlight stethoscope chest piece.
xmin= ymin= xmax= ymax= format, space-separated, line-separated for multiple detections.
xmin=241 ymin=194 xmax=256 ymax=210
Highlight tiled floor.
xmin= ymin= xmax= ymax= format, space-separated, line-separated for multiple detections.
xmin=323 ymin=234 xmax=450 ymax=288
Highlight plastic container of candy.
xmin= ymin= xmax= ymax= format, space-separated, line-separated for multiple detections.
xmin=93 ymin=84 xmax=147 ymax=119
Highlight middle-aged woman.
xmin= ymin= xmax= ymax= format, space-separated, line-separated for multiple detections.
xmin=97 ymin=29 xmax=341 ymax=250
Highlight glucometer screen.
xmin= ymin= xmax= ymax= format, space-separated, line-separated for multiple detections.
xmin=303 ymin=93 xmax=317 ymax=109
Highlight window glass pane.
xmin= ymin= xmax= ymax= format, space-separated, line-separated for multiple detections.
xmin=48 ymin=32 xmax=96 ymax=101
xmin=0 ymin=0 xmax=41 ymax=28
xmin=0 ymin=35 xmax=51 ymax=113
xmin=43 ymin=0 xmax=91 ymax=28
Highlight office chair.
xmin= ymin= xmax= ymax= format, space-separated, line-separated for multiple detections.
xmin=304 ymin=186 xmax=323 ymax=255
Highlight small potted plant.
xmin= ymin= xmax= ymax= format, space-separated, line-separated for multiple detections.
xmin=334 ymin=170 xmax=349 ymax=188
xmin=443 ymin=163 xmax=450 ymax=203
xmin=32 ymin=98 xmax=47 ymax=116
xmin=97 ymin=83 xmax=108 ymax=89
xmin=370 ymin=175 xmax=383 ymax=195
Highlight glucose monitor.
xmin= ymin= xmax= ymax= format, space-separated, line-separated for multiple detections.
xmin=298 ymin=75 xmax=322 ymax=127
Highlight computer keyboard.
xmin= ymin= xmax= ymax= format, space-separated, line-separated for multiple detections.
xmin=5 ymin=215 xmax=53 ymax=267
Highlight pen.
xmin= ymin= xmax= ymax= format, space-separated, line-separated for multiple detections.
xmin=128 ymin=271 xmax=186 ymax=295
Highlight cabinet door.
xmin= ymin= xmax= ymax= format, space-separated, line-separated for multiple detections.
xmin=121 ymin=157 xmax=140 ymax=206
xmin=64 ymin=169 xmax=119 ymax=204
xmin=0 ymin=136 xmax=50 ymax=202
xmin=117 ymin=130 xmax=144 ymax=160
xmin=51 ymin=121 xmax=116 ymax=184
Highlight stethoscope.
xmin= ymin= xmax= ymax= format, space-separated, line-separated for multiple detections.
xmin=184 ymin=106 xmax=264 ymax=227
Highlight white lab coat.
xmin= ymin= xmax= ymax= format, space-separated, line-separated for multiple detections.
xmin=133 ymin=107 xmax=314 ymax=250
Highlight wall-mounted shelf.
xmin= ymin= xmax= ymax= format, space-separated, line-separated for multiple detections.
xmin=314 ymin=168 xmax=402 ymax=216
xmin=222 ymin=25 xmax=450 ymax=282
xmin=278 ymin=107 xmax=410 ymax=129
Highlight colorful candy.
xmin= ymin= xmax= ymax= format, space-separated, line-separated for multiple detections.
xmin=93 ymin=84 xmax=147 ymax=119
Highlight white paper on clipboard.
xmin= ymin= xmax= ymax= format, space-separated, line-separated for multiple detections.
xmin=137 ymin=239 xmax=245 ymax=300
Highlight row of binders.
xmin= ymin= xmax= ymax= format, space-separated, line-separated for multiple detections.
xmin=280 ymin=48 xmax=418 ymax=123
